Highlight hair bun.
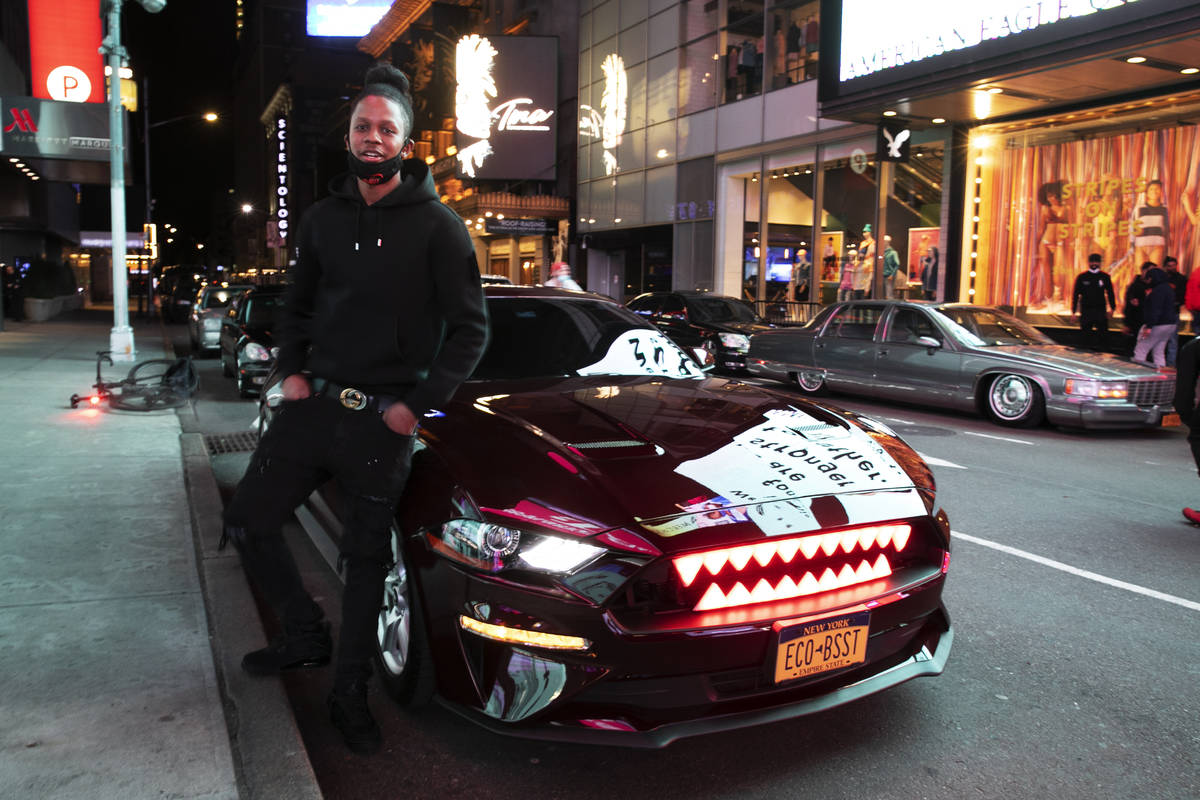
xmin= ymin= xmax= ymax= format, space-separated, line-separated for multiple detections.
xmin=364 ymin=63 xmax=412 ymax=100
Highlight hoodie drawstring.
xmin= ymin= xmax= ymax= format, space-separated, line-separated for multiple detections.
xmin=354 ymin=205 xmax=362 ymax=252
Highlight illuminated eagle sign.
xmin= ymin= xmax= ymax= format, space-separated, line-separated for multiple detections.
xmin=454 ymin=34 xmax=558 ymax=181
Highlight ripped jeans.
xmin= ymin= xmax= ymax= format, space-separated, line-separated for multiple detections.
xmin=224 ymin=393 xmax=415 ymax=686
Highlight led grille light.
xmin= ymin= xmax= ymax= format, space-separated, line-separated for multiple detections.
xmin=458 ymin=615 xmax=590 ymax=650
xmin=673 ymin=524 xmax=912 ymax=612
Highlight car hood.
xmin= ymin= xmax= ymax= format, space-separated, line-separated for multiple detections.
xmin=426 ymin=377 xmax=931 ymax=554
xmin=697 ymin=320 xmax=773 ymax=335
xmin=972 ymin=344 xmax=1161 ymax=378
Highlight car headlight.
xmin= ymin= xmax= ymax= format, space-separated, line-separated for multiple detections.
xmin=433 ymin=518 xmax=605 ymax=575
xmin=718 ymin=332 xmax=751 ymax=352
xmin=1064 ymin=378 xmax=1127 ymax=399
xmin=243 ymin=341 xmax=272 ymax=361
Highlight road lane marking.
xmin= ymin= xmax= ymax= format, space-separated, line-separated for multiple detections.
xmin=963 ymin=431 xmax=1034 ymax=445
xmin=884 ymin=416 xmax=919 ymax=425
xmin=951 ymin=530 xmax=1200 ymax=612
xmin=917 ymin=452 xmax=967 ymax=469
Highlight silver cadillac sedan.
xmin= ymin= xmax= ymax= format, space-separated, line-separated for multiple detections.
xmin=746 ymin=300 xmax=1177 ymax=429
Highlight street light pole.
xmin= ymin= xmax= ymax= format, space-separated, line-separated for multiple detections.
xmin=101 ymin=0 xmax=165 ymax=362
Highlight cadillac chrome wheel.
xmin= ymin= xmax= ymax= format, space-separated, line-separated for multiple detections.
xmin=986 ymin=373 xmax=1044 ymax=427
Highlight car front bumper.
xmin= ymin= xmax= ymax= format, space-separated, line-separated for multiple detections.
xmin=418 ymin=554 xmax=952 ymax=747
xmin=1047 ymin=398 xmax=1175 ymax=429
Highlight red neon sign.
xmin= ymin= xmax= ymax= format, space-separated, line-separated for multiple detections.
xmin=28 ymin=0 xmax=105 ymax=104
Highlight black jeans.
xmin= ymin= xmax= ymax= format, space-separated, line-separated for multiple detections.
xmin=225 ymin=393 xmax=415 ymax=685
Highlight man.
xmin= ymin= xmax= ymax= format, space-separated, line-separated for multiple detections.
xmin=1132 ymin=263 xmax=1177 ymax=367
xmin=222 ymin=63 xmax=488 ymax=755
xmin=1163 ymin=256 xmax=1186 ymax=366
xmin=1122 ymin=260 xmax=1153 ymax=345
xmin=545 ymin=261 xmax=582 ymax=291
xmin=1175 ymin=336 xmax=1200 ymax=524
xmin=919 ymin=237 xmax=939 ymax=300
xmin=1071 ymin=253 xmax=1115 ymax=349
xmin=881 ymin=235 xmax=901 ymax=299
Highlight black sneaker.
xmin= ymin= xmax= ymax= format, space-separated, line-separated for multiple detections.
xmin=241 ymin=622 xmax=332 ymax=676
xmin=328 ymin=679 xmax=382 ymax=755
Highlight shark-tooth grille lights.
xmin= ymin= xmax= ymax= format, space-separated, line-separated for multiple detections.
xmin=672 ymin=524 xmax=912 ymax=612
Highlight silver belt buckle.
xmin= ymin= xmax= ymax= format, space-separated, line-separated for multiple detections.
xmin=339 ymin=387 xmax=367 ymax=411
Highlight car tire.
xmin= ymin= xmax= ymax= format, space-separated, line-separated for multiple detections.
xmin=376 ymin=525 xmax=436 ymax=706
xmin=221 ymin=350 xmax=233 ymax=378
xmin=985 ymin=373 xmax=1045 ymax=427
xmin=792 ymin=369 xmax=827 ymax=395
xmin=236 ymin=369 xmax=252 ymax=398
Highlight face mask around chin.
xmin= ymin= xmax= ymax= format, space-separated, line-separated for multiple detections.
xmin=347 ymin=151 xmax=403 ymax=185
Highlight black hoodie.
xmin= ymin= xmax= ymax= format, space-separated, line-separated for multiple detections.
xmin=277 ymin=161 xmax=488 ymax=416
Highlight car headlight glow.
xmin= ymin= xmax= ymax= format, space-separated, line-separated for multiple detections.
xmin=433 ymin=518 xmax=605 ymax=575
xmin=718 ymin=333 xmax=751 ymax=352
xmin=1064 ymin=378 xmax=1127 ymax=399
xmin=243 ymin=342 xmax=272 ymax=361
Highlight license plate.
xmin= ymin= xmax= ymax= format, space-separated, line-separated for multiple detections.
xmin=774 ymin=610 xmax=870 ymax=683
xmin=1162 ymin=412 xmax=1181 ymax=427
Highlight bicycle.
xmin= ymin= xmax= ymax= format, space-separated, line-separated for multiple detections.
xmin=70 ymin=350 xmax=199 ymax=412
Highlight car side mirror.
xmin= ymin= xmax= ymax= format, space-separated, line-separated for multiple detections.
xmin=690 ymin=346 xmax=716 ymax=371
xmin=917 ymin=335 xmax=942 ymax=350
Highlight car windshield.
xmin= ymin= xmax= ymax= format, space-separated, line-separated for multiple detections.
xmin=686 ymin=296 xmax=759 ymax=324
xmin=471 ymin=297 xmax=706 ymax=380
xmin=245 ymin=294 xmax=285 ymax=327
xmin=202 ymin=289 xmax=241 ymax=309
xmin=932 ymin=306 xmax=1054 ymax=346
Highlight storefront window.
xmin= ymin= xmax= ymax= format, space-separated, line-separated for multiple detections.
xmin=766 ymin=163 xmax=816 ymax=302
xmin=680 ymin=34 xmax=720 ymax=116
xmin=766 ymin=0 xmax=818 ymax=89
xmin=820 ymin=153 xmax=876 ymax=304
xmin=722 ymin=1 xmax=765 ymax=103
xmin=970 ymin=122 xmax=1200 ymax=318
xmin=682 ymin=0 xmax=717 ymax=41
xmin=890 ymin=143 xmax=944 ymax=301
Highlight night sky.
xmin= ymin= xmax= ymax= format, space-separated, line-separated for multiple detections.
xmin=124 ymin=0 xmax=236 ymax=260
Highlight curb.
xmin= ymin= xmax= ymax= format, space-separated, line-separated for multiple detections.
xmin=181 ymin=433 xmax=323 ymax=800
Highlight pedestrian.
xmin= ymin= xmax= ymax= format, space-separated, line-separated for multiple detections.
xmin=221 ymin=63 xmax=488 ymax=755
xmin=1132 ymin=263 xmax=1177 ymax=367
xmin=882 ymin=235 xmax=901 ymax=299
xmin=1122 ymin=260 xmax=1152 ymax=339
xmin=920 ymin=238 xmax=939 ymax=300
xmin=545 ymin=261 xmax=582 ymax=291
xmin=1163 ymin=255 xmax=1186 ymax=365
xmin=1185 ymin=264 xmax=1200 ymax=334
xmin=1174 ymin=336 xmax=1200 ymax=524
xmin=1070 ymin=252 xmax=1115 ymax=349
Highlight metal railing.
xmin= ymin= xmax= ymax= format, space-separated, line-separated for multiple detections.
xmin=753 ymin=301 xmax=822 ymax=326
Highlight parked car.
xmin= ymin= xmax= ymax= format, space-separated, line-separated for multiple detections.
xmin=628 ymin=290 xmax=773 ymax=371
xmin=219 ymin=285 xmax=286 ymax=397
xmin=746 ymin=299 xmax=1177 ymax=429
xmin=188 ymin=283 xmax=253 ymax=353
xmin=283 ymin=285 xmax=952 ymax=746
xmin=158 ymin=267 xmax=203 ymax=323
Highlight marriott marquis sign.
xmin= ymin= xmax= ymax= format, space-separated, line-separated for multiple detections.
xmin=840 ymin=0 xmax=1142 ymax=82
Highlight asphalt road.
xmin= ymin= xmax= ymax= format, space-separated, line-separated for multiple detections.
xmin=172 ymin=325 xmax=1200 ymax=800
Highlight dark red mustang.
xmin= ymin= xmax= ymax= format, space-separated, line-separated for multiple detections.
xmin=293 ymin=286 xmax=953 ymax=747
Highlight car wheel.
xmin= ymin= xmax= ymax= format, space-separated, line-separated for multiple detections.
xmin=986 ymin=374 xmax=1045 ymax=427
xmin=221 ymin=350 xmax=233 ymax=378
xmin=236 ymin=369 xmax=252 ymax=398
xmin=792 ymin=369 xmax=827 ymax=395
xmin=376 ymin=525 xmax=435 ymax=706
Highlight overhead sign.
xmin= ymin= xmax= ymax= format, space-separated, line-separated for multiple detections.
xmin=484 ymin=217 xmax=556 ymax=235
xmin=454 ymin=34 xmax=558 ymax=181
xmin=0 ymin=97 xmax=110 ymax=161
xmin=28 ymin=0 xmax=105 ymax=103
xmin=305 ymin=0 xmax=391 ymax=37
xmin=80 ymin=231 xmax=151 ymax=249
xmin=839 ymin=0 xmax=1146 ymax=83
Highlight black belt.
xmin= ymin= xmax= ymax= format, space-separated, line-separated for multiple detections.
xmin=311 ymin=377 xmax=401 ymax=414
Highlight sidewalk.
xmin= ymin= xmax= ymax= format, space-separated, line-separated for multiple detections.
xmin=0 ymin=308 xmax=239 ymax=799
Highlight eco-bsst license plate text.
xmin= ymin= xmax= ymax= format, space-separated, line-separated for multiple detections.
xmin=774 ymin=610 xmax=870 ymax=683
